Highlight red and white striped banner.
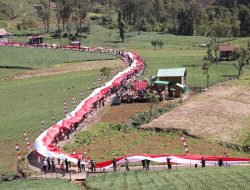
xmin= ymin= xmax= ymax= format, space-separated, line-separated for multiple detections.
xmin=95 ymin=154 xmax=250 ymax=169
xmin=180 ymin=134 xmax=189 ymax=155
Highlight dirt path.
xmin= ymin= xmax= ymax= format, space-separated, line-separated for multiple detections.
xmin=141 ymin=83 xmax=250 ymax=145
xmin=4 ymin=59 xmax=122 ymax=80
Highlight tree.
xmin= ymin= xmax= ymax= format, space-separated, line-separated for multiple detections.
xmin=234 ymin=48 xmax=250 ymax=78
xmin=75 ymin=0 xmax=89 ymax=43
xmin=35 ymin=0 xmax=51 ymax=33
xmin=151 ymin=40 xmax=157 ymax=51
xmin=117 ymin=10 xmax=125 ymax=42
xmin=146 ymin=92 xmax=159 ymax=120
xmin=55 ymin=0 xmax=62 ymax=33
xmin=151 ymin=40 xmax=164 ymax=50
xmin=238 ymin=5 xmax=250 ymax=36
xmin=100 ymin=67 xmax=111 ymax=80
xmin=177 ymin=6 xmax=194 ymax=35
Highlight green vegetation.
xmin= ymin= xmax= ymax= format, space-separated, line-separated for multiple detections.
xmin=64 ymin=122 xmax=249 ymax=162
xmin=0 ymin=179 xmax=82 ymax=190
xmin=0 ymin=47 xmax=115 ymax=69
xmin=0 ymin=27 xmax=249 ymax=174
xmin=87 ymin=166 xmax=250 ymax=190
xmin=0 ymin=69 xmax=99 ymax=174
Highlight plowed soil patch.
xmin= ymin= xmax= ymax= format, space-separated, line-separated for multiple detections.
xmin=141 ymin=83 xmax=250 ymax=145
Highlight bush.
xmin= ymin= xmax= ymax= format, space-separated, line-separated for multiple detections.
xmin=130 ymin=103 xmax=177 ymax=128
xmin=62 ymin=33 xmax=68 ymax=38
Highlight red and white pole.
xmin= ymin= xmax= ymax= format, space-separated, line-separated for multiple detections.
xmin=23 ymin=131 xmax=30 ymax=150
xmin=180 ymin=134 xmax=189 ymax=155
xmin=15 ymin=143 xmax=21 ymax=160
xmin=72 ymin=96 xmax=77 ymax=109
xmin=88 ymin=86 xmax=90 ymax=94
xmin=51 ymin=114 xmax=55 ymax=124
xmin=64 ymin=100 xmax=68 ymax=115
xmin=80 ymin=91 xmax=84 ymax=101
xmin=41 ymin=120 xmax=45 ymax=133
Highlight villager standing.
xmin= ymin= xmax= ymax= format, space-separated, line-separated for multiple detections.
xmin=51 ymin=158 xmax=56 ymax=172
xmin=112 ymin=158 xmax=117 ymax=171
xmin=91 ymin=160 xmax=96 ymax=172
xmin=78 ymin=158 xmax=81 ymax=173
xmin=142 ymin=160 xmax=146 ymax=170
xmin=65 ymin=158 xmax=69 ymax=173
xmin=42 ymin=158 xmax=47 ymax=173
xmin=146 ymin=160 xmax=150 ymax=171
xmin=47 ymin=157 xmax=51 ymax=171
xmin=81 ymin=158 xmax=85 ymax=171
xmin=58 ymin=158 xmax=60 ymax=165
xmin=201 ymin=157 xmax=206 ymax=168
xmin=218 ymin=158 xmax=223 ymax=167
xmin=167 ymin=157 xmax=172 ymax=170
xmin=60 ymin=162 xmax=65 ymax=176
xmin=125 ymin=158 xmax=130 ymax=171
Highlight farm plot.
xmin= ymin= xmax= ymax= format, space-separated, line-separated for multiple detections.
xmin=0 ymin=67 xmax=122 ymax=174
xmin=87 ymin=166 xmax=250 ymax=190
xmin=0 ymin=179 xmax=82 ymax=190
xmin=0 ymin=47 xmax=116 ymax=69
xmin=141 ymin=82 xmax=250 ymax=146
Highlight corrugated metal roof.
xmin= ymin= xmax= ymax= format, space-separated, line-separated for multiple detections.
xmin=218 ymin=45 xmax=238 ymax=52
xmin=157 ymin=68 xmax=186 ymax=77
xmin=0 ymin=29 xmax=11 ymax=35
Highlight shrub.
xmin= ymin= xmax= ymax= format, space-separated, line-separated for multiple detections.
xmin=130 ymin=103 xmax=177 ymax=128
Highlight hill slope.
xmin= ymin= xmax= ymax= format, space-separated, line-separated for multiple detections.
xmin=87 ymin=166 xmax=250 ymax=190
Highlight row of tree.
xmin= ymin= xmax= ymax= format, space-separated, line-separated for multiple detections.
xmin=112 ymin=0 xmax=250 ymax=37
xmin=34 ymin=0 xmax=90 ymax=37
xmin=31 ymin=0 xmax=250 ymax=40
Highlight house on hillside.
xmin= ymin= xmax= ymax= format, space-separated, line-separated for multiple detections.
xmin=218 ymin=45 xmax=239 ymax=61
xmin=0 ymin=29 xmax=12 ymax=42
xmin=156 ymin=68 xmax=187 ymax=98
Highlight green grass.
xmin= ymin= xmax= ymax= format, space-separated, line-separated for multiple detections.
xmin=141 ymin=49 xmax=239 ymax=88
xmin=0 ymin=24 xmax=249 ymax=175
xmin=0 ymin=70 xmax=100 ymax=174
xmin=64 ymin=122 xmax=249 ymax=163
xmin=0 ymin=47 xmax=115 ymax=69
xmin=0 ymin=179 xmax=82 ymax=190
xmin=87 ymin=166 xmax=250 ymax=190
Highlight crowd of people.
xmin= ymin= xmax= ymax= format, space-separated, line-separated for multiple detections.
xmin=41 ymin=156 xmax=97 ymax=176
xmin=40 ymin=153 xmax=230 ymax=176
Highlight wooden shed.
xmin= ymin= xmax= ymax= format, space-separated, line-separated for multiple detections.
xmin=0 ymin=29 xmax=11 ymax=42
xmin=28 ymin=35 xmax=43 ymax=44
xmin=157 ymin=68 xmax=186 ymax=98
xmin=218 ymin=45 xmax=239 ymax=61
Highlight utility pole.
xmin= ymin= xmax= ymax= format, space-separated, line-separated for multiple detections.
xmin=202 ymin=62 xmax=209 ymax=89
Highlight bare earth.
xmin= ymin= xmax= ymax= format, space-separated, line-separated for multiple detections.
xmin=141 ymin=83 xmax=250 ymax=145
xmin=5 ymin=59 xmax=122 ymax=80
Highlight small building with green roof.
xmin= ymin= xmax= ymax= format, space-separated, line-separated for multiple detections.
xmin=156 ymin=68 xmax=186 ymax=98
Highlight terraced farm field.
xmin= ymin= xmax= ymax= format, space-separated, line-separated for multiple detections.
xmin=1 ymin=179 xmax=82 ymax=190
xmin=87 ymin=166 xmax=250 ymax=190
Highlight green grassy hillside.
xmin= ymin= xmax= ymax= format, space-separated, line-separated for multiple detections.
xmin=87 ymin=166 xmax=250 ymax=190
xmin=0 ymin=47 xmax=115 ymax=69
xmin=0 ymin=179 xmax=82 ymax=190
